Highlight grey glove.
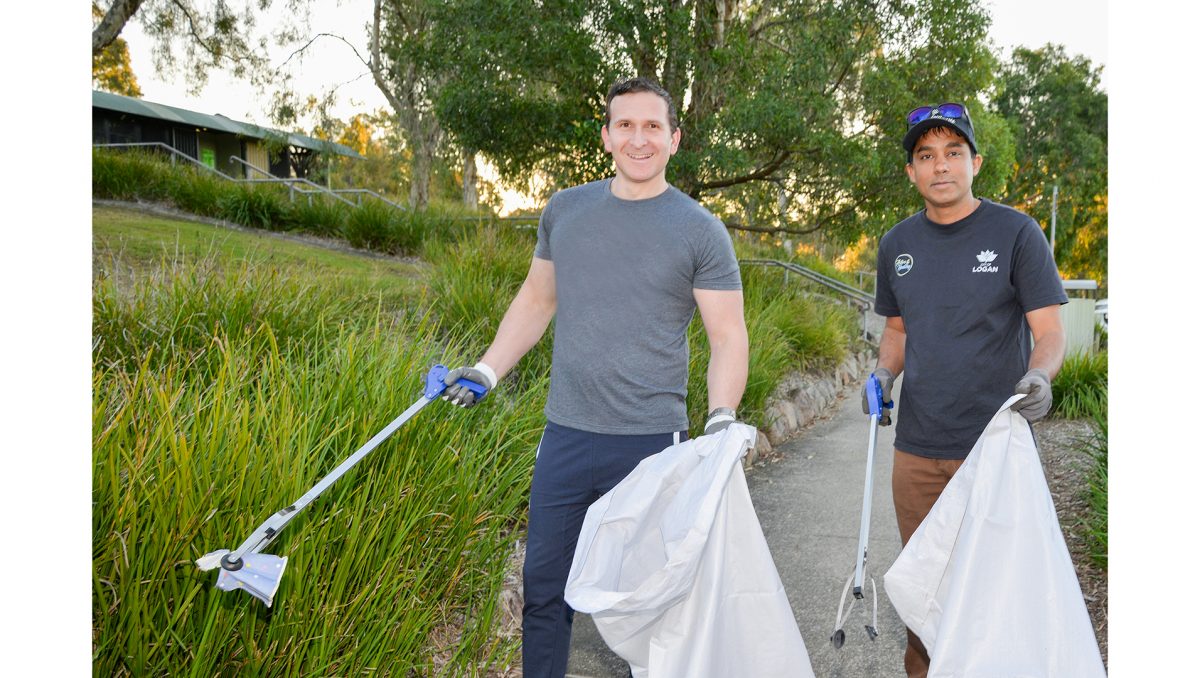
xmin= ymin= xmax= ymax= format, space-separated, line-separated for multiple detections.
xmin=442 ymin=363 xmax=496 ymax=408
xmin=1011 ymin=368 xmax=1052 ymax=422
xmin=861 ymin=367 xmax=896 ymax=426
xmin=704 ymin=407 xmax=737 ymax=435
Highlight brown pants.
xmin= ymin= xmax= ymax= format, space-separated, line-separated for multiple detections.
xmin=892 ymin=448 xmax=967 ymax=678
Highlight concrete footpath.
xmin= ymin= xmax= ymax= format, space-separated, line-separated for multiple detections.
xmin=566 ymin=378 xmax=908 ymax=677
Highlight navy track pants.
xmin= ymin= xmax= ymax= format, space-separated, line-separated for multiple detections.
xmin=522 ymin=421 xmax=687 ymax=678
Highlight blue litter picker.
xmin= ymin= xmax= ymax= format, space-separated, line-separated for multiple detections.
xmin=195 ymin=365 xmax=487 ymax=607
xmin=831 ymin=372 xmax=893 ymax=648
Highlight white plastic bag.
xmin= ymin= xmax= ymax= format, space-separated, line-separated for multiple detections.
xmin=564 ymin=424 xmax=813 ymax=678
xmin=884 ymin=395 xmax=1106 ymax=677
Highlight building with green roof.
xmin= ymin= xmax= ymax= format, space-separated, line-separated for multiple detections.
xmin=92 ymin=90 xmax=362 ymax=180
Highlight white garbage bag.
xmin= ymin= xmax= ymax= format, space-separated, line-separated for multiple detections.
xmin=884 ymin=395 xmax=1106 ymax=677
xmin=564 ymin=424 xmax=814 ymax=678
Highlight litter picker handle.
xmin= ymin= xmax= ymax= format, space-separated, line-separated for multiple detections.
xmin=867 ymin=373 xmax=894 ymax=426
xmin=228 ymin=365 xmax=472 ymax=563
xmin=425 ymin=364 xmax=489 ymax=401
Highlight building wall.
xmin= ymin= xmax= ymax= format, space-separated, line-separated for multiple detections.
xmin=243 ymin=141 xmax=271 ymax=178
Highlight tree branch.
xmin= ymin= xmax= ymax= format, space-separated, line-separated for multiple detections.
xmin=93 ymin=0 xmax=145 ymax=55
xmin=281 ymin=32 xmax=372 ymax=71
xmin=691 ymin=150 xmax=792 ymax=192
xmin=722 ymin=221 xmax=824 ymax=236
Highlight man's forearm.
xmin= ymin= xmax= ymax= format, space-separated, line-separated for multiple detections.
xmin=480 ymin=288 xmax=555 ymax=381
xmin=1028 ymin=328 xmax=1066 ymax=379
xmin=706 ymin=327 xmax=749 ymax=412
xmin=877 ymin=322 xmax=906 ymax=375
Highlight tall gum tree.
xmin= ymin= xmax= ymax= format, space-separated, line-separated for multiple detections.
xmin=428 ymin=0 xmax=1005 ymax=242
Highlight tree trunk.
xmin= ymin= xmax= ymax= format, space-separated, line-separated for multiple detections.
xmin=93 ymin=0 xmax=146 ymax=56
xmin=461 ymin=148 xmax=478 ymax=208
xmin=409 ymin=147 xmax=432 ymax=210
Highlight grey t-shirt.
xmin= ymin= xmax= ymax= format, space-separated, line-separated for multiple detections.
xmin=534 ymin=178 xmax=742 ymax=434
xmin=874 ymin=199 xmax=1067 ymax=459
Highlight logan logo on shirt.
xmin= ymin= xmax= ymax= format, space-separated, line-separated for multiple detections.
xmin=972 ymin=250 xmax=999 ymax=273
xmin=895 ymin=254 xmax=914 ymax=276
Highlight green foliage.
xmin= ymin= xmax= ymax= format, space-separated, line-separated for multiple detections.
xmin=286 ymin=198 xmax=349 ymax=237
xmin=991 ymin=45 xmax=1108 ymax=289
xmin=92 ymin=1 xmax=143 ymax=96
xmin=1052 ymin=351 xmax=1108 ymax=420
xmin=342 ymin=200 xmax=400 ymax=251
xmin=217 ymin=184 xmax=290 ymax=230
xmin=93 ymin=149 xmax=472 ymax=256
xmin=93 ymin=272 xmax=533 ymax=674
xmin=427 ymin=0 xmax=998 ymax=241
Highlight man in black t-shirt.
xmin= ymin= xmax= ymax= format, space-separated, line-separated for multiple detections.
xmin=863 ymin=103 xmax=1068 ymax=678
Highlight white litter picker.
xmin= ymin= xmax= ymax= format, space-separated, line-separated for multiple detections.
xmin=830 ymin=372 xmax=893 ymax=648
xmin=195 ymin=365 xmax=487 ymax=607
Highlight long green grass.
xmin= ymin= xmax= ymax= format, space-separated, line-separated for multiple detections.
xmin=93 ymin=258 xmax=538 ymax=675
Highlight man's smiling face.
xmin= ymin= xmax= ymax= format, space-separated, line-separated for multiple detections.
xmin=601 ymin=90 xmax=681 ymax=196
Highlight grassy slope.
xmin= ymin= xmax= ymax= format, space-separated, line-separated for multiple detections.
xmin=93 ymin=205 xmax=423 ymax=302
xmin=92 ymin=206 xmax=531 ymax=675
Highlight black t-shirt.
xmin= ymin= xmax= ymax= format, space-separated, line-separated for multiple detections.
xmin=875 ymin=199 xmax=1068 ymax=459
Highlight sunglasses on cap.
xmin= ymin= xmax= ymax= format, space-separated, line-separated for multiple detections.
xmin=906 ymin=103 xmax=969 ymax=127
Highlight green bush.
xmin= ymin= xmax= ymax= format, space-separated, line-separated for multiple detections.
xmin=424 ymin=225 xmax=547 ymax=389
xmin=1053 ymin=351 xmax=1108 ymax=419
xmin=218 ymin=184 xmax=290 ymax=230
xmin=342 ymin=200 xmax=400 ymax=251
xmin=287 ymin=199 xmax=349 ymax=237
xmin=93 ymin=148 xmax=170 ymax=201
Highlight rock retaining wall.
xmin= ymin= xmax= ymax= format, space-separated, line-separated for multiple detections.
xmin=745 ymin=348 xmax=875 ymax=467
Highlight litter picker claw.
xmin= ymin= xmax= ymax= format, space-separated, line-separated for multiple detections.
xmin=831 ymin=372 xmax=893 ymax=648
xmin=195 ymin=364 xmax=488 ymax=607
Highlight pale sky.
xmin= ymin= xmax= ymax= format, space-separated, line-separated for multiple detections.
xmin=119 ymin=0 xmax=1109 ymax=129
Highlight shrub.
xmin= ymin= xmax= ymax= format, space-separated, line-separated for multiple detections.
xmin=287 ymin=199 xmax=349 ymax=237
xmin=92 ymin=148 xmax=170 ymax=200
xmin=1053 ymin=351 xmax=1108 ymax=420
xmin=218 ymin=184 xmax=290 ymax=230
xmin=342 ymin=200 xmax=400 ymax=251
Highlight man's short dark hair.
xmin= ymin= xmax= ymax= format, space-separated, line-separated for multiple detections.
xmin=906 ymin=125 xmax=978 ymax=164
xmin=604 ymin=77 xmax=679 ymax=131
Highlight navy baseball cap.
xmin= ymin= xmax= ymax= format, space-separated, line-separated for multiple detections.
xmin=902 ymin=103 xmax=977 ymax=158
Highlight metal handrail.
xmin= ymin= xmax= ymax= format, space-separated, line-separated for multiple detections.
xmin=740 ymin=259 xmax=874 ymax=306
xmin=226 ymin=156 xmax=358 ymax=208
xmin=739 ymin=258 xmax=877 ymax=340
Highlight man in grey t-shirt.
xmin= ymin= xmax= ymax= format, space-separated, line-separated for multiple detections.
xmin=864 ymin=103 xmax=1067 ymax=677
xmin=442 ymin=77 xmax=749 ymax=678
